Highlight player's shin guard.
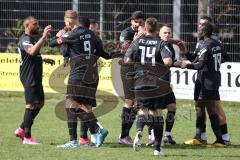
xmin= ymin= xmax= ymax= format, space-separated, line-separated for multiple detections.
xmin=23 ymin=109 xmax=35 ymax=138
xmin=196 ymin=111 xmax=206 ymax=139
xmin=66 ymin=108 xmax=78 ymax=141
xmin=32 ymin=107 xmax=41 ymax=119
xmin=148 ymin=124 xmax=153 ymax=135
xmin=120 ymin=107 xmax=132 ymax=138
xmin=152 ymin=116 xmax=164 ymax=152
xmin=127 ymin=108 xmax=137 ymax=134
xmin=20 ymin=107 xmax=40 ymax=135
xmin=80 ymin=121 xmax=89 ymax=138
xmin=209 ymin=114 xmax=222 ymax=141
xmin=136 ymin=115 xmax=146 ymax=132
xmin=80 ymin=112 xmax=99 ymax=134
xmin=68 ymin=122 xmax=77 ymax=141
xmin=20 ymin=122 xmax=24 ymax=130
xmin=165 ymin=111 xmax=175 ymax=133
xmin=221 ymin=124 xmax=230 ymax=141
xmin=220 ymin=124 xmax=228 ymax=135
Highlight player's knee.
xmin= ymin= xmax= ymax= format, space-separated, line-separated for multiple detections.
xmin=26 ymin=102 xmax=42 ymax=110
xmin=218 ymin=114 xmax=226 ymax=124
xmin=195 ymin=107 xmax=202 ymax=113
xmin=65 ymin=98 xmax=78 ymax=109
xmin=124 ymin=99 xmax=134 ymax=108
xmin=138 ymin=108 xmax=148 ymax=116
xmin=215 ymin=100 xmax=221 ymax=108
xmin=149 ymin=109 xmax=162 ymax=117
xmin=25 ymin=104 xmax=35 ymax=109
xmin=167 ymin=103 xmax=176 ymax=112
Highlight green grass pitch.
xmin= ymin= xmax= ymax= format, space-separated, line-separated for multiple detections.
xmin=0 ymin=91 xmax=240 ymax=160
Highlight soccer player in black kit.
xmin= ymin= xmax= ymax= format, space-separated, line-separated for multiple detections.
xmin=50 ymin=10 xmax=120 ymax=148
xmin=183 ymin=16 xmax=230 ymax=145
xmin=79 ymin=17 xmax=105 ymax=145
xmin=124 ymin=17 xmax=173 ymax=156
xmin=181 ymin=23 xmax=226 ymax=146
xmin=143 ymin=24 xmax=178 ymax=146
xmin=119 ymin=11 xmax=144 ymax=145
xmin=15 ymin=16 xmax=55 ymax=144
xmin=158 ymin=24 xmax=177 ymax=145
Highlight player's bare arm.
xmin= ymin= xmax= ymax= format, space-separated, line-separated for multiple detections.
xmin=27 ymin=25 xmax=52 ymax=56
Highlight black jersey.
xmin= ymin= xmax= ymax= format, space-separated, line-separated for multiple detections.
xmin=125 ymin=35 xmax=173 ymax=107
xmin=125 ymin=35 xmax=173 ymax=65
xmin=58 ymin=26 xmax=115 ymax=84
xmin=125 ymin=35 xmax=172 ymax=92
xmin=119 ymin=27 xmax=135 ymax=44
xmin=162 ymin=43 xmax=175 ymax=82
xmin=18 ymin=33 xmax=43 ymax=87
xmin=187 ymin=34 xmax=229 ymax=62
xmin=60 ymin=31 xmax=104 ymax=58
xmin=187 ymin=37 xmax=222 ymax=90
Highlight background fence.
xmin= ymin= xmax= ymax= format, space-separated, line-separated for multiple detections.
xmin=0 ymin=0 xmax=239 ymax=61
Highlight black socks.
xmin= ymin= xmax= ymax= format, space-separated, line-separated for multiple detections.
xmin=136 ymin=115 xmax=146 ymax=132
xmin=165 ymin=111 xmax=175 ymax=132
xmin=121 ymin=107 xmax=135 ymax=138
xmin=209 ymin=114 xmax=222 ymax=141
xmin=80 ymin=121 xmax=89 ymax=138
xmin=23 ymin=109 xmax=35 ymax=138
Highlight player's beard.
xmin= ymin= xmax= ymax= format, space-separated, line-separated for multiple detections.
xmin=133 ymin=26 xmax=138 ymax=32
xmin=31 ymin=28 xmax=39 ymax=35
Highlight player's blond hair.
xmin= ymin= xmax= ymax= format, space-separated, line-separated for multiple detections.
xmin=145 ymin=17 xmax=158 ymax=33
xmin=64 ymin=10 xmax=79 ymax=27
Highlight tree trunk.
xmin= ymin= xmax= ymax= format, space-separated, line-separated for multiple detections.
xmin=198 ymin=0 xmax=209 ymax=20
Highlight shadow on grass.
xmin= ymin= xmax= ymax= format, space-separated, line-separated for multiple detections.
xmin=164 ymin=143 xmax=240 ymax=149
xmin=104 ymin=142 xmax=240 ymax=149
xmin=104 ymin=143 xmax=240 ymax=158
xmin=103 ymin=142 xmax=209 ymax=149
xmin=165 ymin=154 xmax=240 ymax=158
xmin=104 ymin=142 xmax=134 ymax=148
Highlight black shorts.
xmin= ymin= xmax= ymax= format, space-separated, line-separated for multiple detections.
xmin=194 ymin=80 xmax=201 ymax=101
xmin=24 ymin=85 xmax=44 ymax=104
xmin=194 ymin=79 xmax=220 ymax=101
xmin=162 ymin=92 xmax=176 ymax=109
xmin=66 ymin=81 xmax=97 ymax=107
xmin=216 ymin=91 xmax=220 ymax=101
xmin=120 ymin=64 xmax=135 ymax=99
xmin=136 ymin=91 xmax=176 ymax=110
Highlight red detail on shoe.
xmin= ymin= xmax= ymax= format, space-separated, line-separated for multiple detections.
xmin=15 ymin=128 xmax=25 ymax=141
xmin=79 ymin=138 xmax=90 ymax=145
xmin=23 ymin=137 xmax=39 ymax=145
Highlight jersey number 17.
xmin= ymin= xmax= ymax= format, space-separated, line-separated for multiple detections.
xmin=213 ymin=53 xmax=221 ymax=71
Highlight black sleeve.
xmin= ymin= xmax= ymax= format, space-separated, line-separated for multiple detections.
xmin=95 ymin=35 xmax=121 ymax=59
xmin=124 ymin=39 xmax=138 ymax=62
xmin=186 ymin=60 xmax=205 ymax=70
xmin=119 ymin=28 xmax=134 ymax=45
xmin=160 ymin=43 xmax=173 ymax=59
xmin=186 ymin=41 xmax=202 ymax=62
xmin=186 ymin=52 xmax=198 ymax=62
xmin=212 ymin=36 xmax=229 ymax=63
xmin=186 ymin=43 xmax=209 ymax=70
xmin=60 ymin=44 xmax=69 ymax=57
xmin=48 ymin=31 xmax=78 ymax=47
xmin=221 ymin=46 xmax=229 ymax=63
xmin=120 ymin=29 xmax=128 ymax=44
xmin=20 ymin=36 xmax=33 ymax=53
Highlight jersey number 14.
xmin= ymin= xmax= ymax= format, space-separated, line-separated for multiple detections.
xmin=139 ymin=46 xmax=156 ymax=66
